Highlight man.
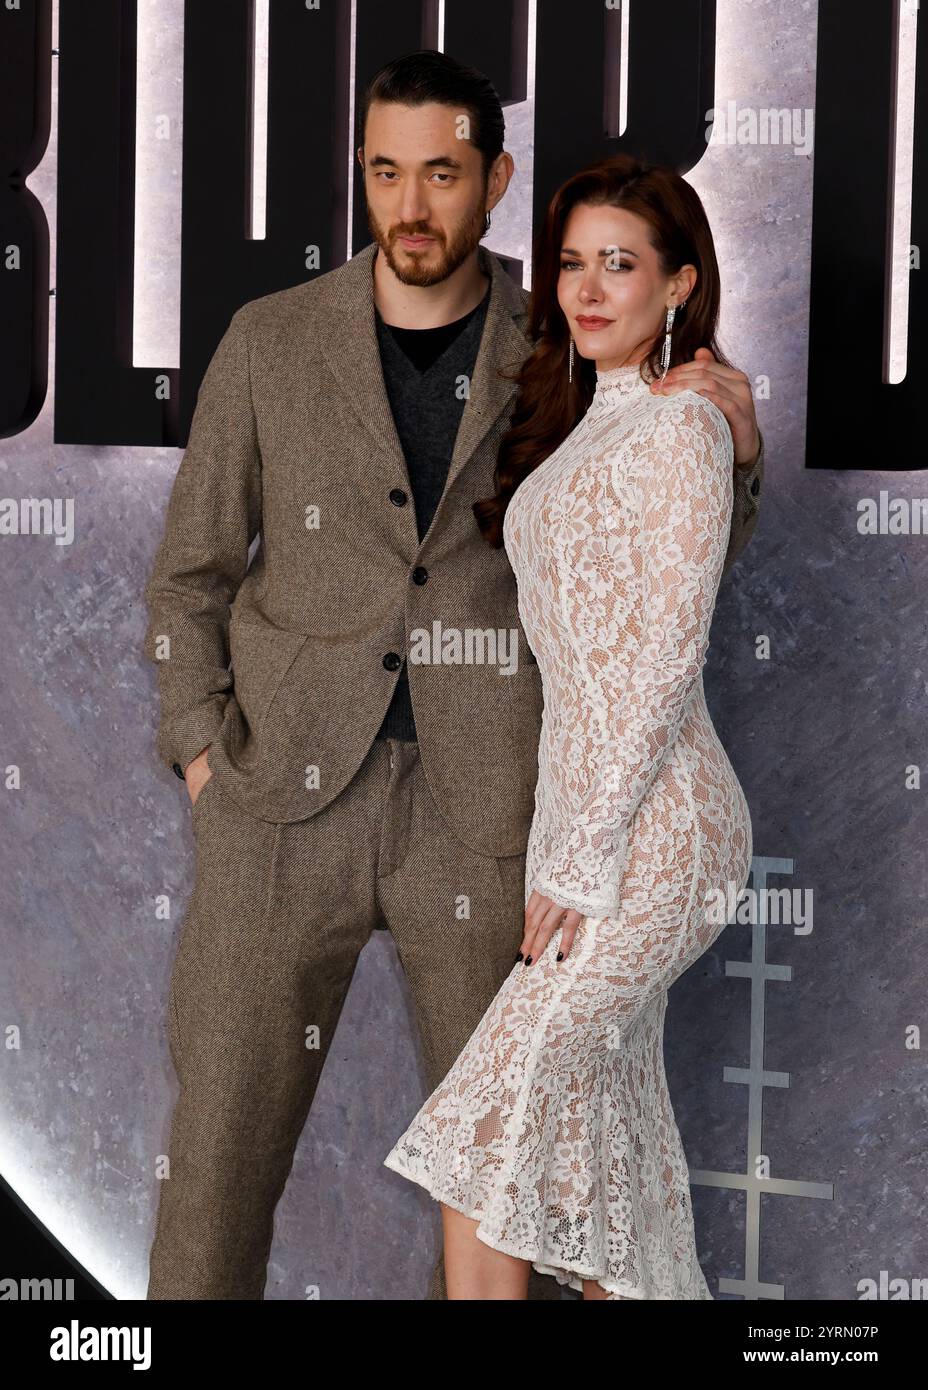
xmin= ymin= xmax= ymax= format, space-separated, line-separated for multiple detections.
xmin=144 ymin=49 xmax=764 ymax=1301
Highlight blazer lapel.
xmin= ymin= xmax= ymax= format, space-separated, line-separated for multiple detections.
xmin=316 ymin=240 xmax=529 ymax=551
xmin=439 ymin=244 xmax=529 ymax=505
xmin=316 ymin=241 xmax=414 ymax=524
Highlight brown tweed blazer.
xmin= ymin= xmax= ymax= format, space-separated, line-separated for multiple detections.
xmin=143 ymin=240 xmax=763 ymax=855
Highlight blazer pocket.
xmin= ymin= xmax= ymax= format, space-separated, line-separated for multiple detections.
xmin=228 ymin=615 xmax=309 ymax=736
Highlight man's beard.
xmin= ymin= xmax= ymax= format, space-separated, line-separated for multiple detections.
xmin=367 ymin=201 xmax=487 ymax=287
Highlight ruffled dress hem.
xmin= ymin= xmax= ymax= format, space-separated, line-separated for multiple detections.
xmin=382 ymin=1151 xmax=652 ymax=1300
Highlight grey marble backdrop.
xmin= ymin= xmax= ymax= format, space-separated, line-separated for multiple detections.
xmin=1 ymin=0 xmax=924 ymax=1300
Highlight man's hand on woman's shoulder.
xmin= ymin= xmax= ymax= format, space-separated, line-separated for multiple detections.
xmin=650 ymin=346 xmax=761 ymax=467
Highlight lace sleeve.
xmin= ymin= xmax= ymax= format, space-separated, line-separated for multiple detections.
xmin=533 ymin=393 xmax=734 ymax=919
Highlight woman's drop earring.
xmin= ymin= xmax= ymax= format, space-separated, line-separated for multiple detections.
xmin=658 ymin=304 xmax=677 ymax=380
xmin=569 ymin=337 xmax=575 ymax=383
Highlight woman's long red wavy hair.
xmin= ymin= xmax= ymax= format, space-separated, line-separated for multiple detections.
xmin=474 ymin=153 xmax=737 ymax=546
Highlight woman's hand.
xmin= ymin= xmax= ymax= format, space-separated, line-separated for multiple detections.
xmin=519 ymin=890 xmax=584 ymax=965
xmin=651 ymin=346 xmax=760 ymax=466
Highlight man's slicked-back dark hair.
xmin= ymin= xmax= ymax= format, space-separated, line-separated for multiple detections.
xmin=359 ymin=49 xmax=505 ymax=180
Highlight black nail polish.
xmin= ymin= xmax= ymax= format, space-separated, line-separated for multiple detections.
xmin=556 ymin=951 xmax=564 ymax=961
xmin=524 ymin=955 xmax=532 ymax=966
xmin=516 ymin=952 xmax=523 ymax=961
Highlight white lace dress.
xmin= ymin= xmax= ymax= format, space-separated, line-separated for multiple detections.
xmin=383 ymin=360 xmax=753 ymax=1299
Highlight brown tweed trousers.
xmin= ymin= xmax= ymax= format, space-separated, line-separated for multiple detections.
xmin=143 ymin=240 xmax=764 ymax=1300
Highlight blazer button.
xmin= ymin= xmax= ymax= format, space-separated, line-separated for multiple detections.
xmin=412 ymin=566 xmax=428 ymax=585
xmin=750 ymin=476 xmax=760 ymax=496
xmin=383 ymin=651 xmax=402 ymax=671
xmin=172 ymin=762 xmax=185 ymax=780
xmin=389 ymin=488 xmax=408 ymax=506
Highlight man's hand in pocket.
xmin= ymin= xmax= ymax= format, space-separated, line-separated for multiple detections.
xmin=184 ymin=745 xmax=213 ymax=807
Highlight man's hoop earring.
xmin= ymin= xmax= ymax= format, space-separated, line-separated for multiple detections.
xmin=484 ymin=211 xmax=492 ymax=235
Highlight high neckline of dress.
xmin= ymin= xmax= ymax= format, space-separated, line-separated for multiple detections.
xmin=588 ymin=358 xmax=657 ymax=413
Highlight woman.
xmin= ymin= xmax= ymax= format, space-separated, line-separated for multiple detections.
xmin=383 ymin=155 xmax=753 ymax=1300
